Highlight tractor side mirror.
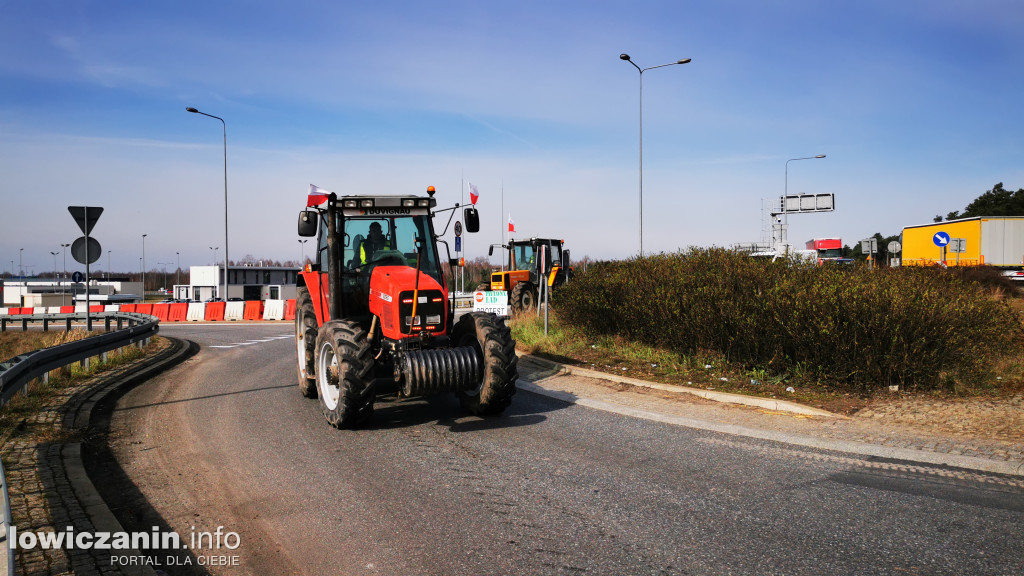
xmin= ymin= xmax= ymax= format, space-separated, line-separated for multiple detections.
xmin=562 ymin=249 xmax=571 ymax=269
xmin=463 ymin=207 xmax=480 ymax=233
xmin=488 ymin=245 xmax=494 ymax=256
xmin=449 ymin=258 xmax=459 ymax=268
xmin=297 ymin=210 xmax=318 ymax=237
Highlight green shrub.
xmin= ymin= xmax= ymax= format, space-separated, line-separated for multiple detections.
xmin=553 ymin=249 xmax=1024 ymax=391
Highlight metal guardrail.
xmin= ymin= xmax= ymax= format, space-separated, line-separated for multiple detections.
xmin=0 ymin=312 xmax=159 ymax=406
xmin=0 ymin=312 xmax=158 ymax=573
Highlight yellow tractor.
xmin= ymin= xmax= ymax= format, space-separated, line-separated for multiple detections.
xmin=484 ymin=238 xmax=571 ymax=313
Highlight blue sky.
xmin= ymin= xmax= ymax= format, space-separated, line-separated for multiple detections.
xmin=2 ymin=0 xmax=1022 ymax=276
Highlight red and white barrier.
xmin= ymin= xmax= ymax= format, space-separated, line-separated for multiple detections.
xmin=0 ymin=299 xmax=298 ymax=323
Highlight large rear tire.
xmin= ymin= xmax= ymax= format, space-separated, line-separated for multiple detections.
xmin=510 ymin=282 xmax=536 ymax=314
xmin=452 ymin=312 xmax=518 ymax=416
xmin=314 ymin=320 xmax=376 ymax=428
xmin=295 ymin=287 xmax=318 ymax=398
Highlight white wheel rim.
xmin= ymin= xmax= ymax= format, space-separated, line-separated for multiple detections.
xmin=317 ymin=341 xmax=340 ymax=410
xmin=296 ymin=318 xmax=307 ymax=379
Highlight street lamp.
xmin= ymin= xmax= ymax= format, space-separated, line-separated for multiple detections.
xmin=61 ymin=243 xmax=70 ymax=306
xmin=298 ymin=239 xmax=308 ymax=266
xmin=107 ymin=250 xmax=111 ymax=281
xmin=779 ymin=154 xmax=827 ymax=253
xmin=50 ymin=251 xmax=58 ymax=292
xmin=142 ymin=234 xmax=148 ymax=300
xmin=620 ymin=53 xmax=691 ymax=257
xmin=176 ymin=251 xmax=181 ymax=287
xmin=158 ymin=262 xmax=172 ymax=293
xmin=19 ymin=248 xmax=23 ymax=277
xmin=187 ymin=107 xmax=229 ymax=302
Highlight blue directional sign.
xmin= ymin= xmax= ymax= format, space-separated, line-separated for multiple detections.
xmin=933 ymin=231 xmax=950 ymax=247
xmin=72 ymin=271 xmax=84 ymax=283
xmin=455 ymin=236 xmax=462 ymax=252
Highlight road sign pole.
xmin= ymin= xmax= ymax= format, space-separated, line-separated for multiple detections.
xmin=85 ymin=207 xmax=92 ymax=331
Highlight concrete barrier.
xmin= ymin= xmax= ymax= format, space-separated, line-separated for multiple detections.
xmin=186 ymin=303 xmax=206 ymax=321
xmin=262 ymin=299 xmax=285 ymax=320
xmin=284 ymin=299 xmax=296 ymax=321
xmin=119 ymin=304 xmax=137 ymax=313
xmin=225 ymin=301 xmax=245 ymax=321
xmin=104 ymin=305 xmax=120 ymax=312
xmin=137 ymin=304 xmax=153 ymax=316
xmin=46 ymin=307 xmax=62 ymax=314
xmin=75 ymin=304 xmax=88 ymax=313
xmin=0 ymin=308 xmax=7 ymax=316
xmin=60 ymin=306 xmax=74 ymax=313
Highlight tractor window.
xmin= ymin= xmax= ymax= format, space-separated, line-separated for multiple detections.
xmin=514 ymin=245 xmax=535 ymax=270
xmin=343 ymin=216 xmax=443 ymax=285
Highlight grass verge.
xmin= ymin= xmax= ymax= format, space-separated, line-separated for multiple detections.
xmin=510 ymin=312 xmax=1024 ymax=415
xmin=0 ymin=332 xmax=164 ymax=444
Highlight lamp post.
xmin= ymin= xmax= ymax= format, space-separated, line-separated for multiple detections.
xmin=298 ymin=239 xmax=308 ymax=266
xmin=142 ymin=234 xmax=148 ymax=301
xmin=107 ymin=250 xmax=111 ymax=281
xmin=61 ymin=243 xmax=70 ymax=306
xmin=19 ymin=248 xmax=23 ymax=277
xmin=187 ymin=107 xmax=229 ymax=302
xmin=176 ymin=251 xmax=181 ymax=287
xmin=50 ymin=252 xmax=58 ymax=293
xmin=619 ymin=53 xmax=691 ymax=257
xmin=158 ymin=262 xmax=172 ymax=293
xmin=779 ymin=154 xmax=827 ymax=253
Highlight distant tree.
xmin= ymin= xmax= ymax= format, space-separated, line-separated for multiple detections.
xmin=958 ymin=182 xmax=1024 ymax=218
xmin=933 ymin=215 xmax=943 ymax=222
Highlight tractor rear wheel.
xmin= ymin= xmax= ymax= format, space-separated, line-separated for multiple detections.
xmin=452 ymin=312 xmax=518 ymax=415
xmin=510 ymin=282 xmax=536 ymax=314
xmin=314 ymin=320 xmax=376 ymax=428
xmin=295 ymin=287 xmax=318 ymax=398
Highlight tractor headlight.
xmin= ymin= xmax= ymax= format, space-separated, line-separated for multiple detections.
xmin=417 ymin=199 xmax=431 ymax=207
xmin=342 ymin=199 xmax=358 ymax=208
xmin=426 ymin=315 xmax=441 ymax=325
xmin=359 ymin=199 xmax=374 ymax=208
xmin=402 ymin=199 xmax=416 ymax=207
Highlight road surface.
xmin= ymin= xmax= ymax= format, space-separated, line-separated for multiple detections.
xmin=102 ymin=323 xmax=1024 ymax=575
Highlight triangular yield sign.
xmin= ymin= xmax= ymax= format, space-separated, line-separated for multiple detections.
xmin=68 ymin=206 xmax=104 ymax=235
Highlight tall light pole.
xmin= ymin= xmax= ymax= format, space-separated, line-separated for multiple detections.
xmin=176 ymin=251 xmax=181 ymax=289
xmin=107 ymin=250 xmax=111 ymax=281
xmin=158 ymin=262 xmax=172 ymax=292
xmin=187 ymin=107 xmax=229 ymax=302
xmin=209 ymin=246 xmax=219 ymax=265
xmin=50 ymin=252 xmax=58 ymax=293
xmin=61 ymin=243 xmax=70 ymax=306
xmin=620 ymin=53 xmax=691 ymax=257
xmin=298 ymin=239 xmax=308 ymax=266
xmin=19 ymin=248 xmax=23 ymax=277
xmin=142 ymin=233 xmax=148 ymax=300
xmin=779 ymin=154 xmax=827 ymax=253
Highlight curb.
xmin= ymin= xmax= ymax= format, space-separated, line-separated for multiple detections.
xmin=61 ymin=336 xmax=198 ymax=576
xmin=518 ymin=353 xmax=838 ymax=417
xmin=516 ymin=358 xmax=1024 ymax=478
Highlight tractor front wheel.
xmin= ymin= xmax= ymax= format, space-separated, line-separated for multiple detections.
xmin=510 ymin=282 xmax=536 ymax=314
xmin=452 ymin=312 xmax=518 ymax=416
xmin=314 ymin=320 xmax=376 ymax=428
xmin=295 ymin=287 xmax=318 ymax=398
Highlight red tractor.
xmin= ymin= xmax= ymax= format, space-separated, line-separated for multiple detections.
xmin=295 ymin=186 xmax=518 ymax=428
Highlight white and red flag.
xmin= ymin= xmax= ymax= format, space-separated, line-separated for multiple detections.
xmin=307 ymin=184 xmax=330 ymax=207
xmin=469 ymin=183 xmax=480 ymax=205
xmin=508 ymin=215 xmax=515 ymax=233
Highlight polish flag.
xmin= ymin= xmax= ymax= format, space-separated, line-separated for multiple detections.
xmin=307 ymin=184 xmax=330 ymax=207
xmin=469 ymin=183 xmax=479 ymax=205
xmin=508 ymin=215 xmax=515 ymax=233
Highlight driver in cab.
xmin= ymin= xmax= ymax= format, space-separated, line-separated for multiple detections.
xmin=360 ymin=221 xmax=391 ymax=265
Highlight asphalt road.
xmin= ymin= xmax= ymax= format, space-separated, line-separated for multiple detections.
xmin=105 ymin=323 xmax=1024 ymax=576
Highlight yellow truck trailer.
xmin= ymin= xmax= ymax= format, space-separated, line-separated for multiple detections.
xmin=901 ymin=217 xmax=1024 ymax=268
